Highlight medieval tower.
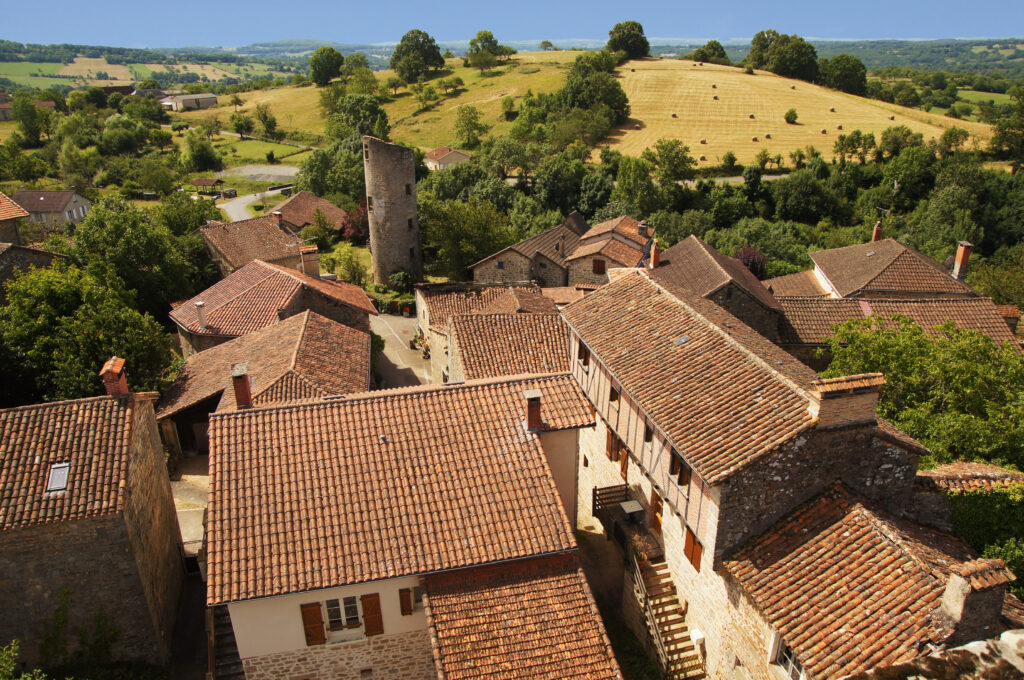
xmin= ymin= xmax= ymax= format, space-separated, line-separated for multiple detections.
xmin=362 ymin=135 xmax=422 ymax=284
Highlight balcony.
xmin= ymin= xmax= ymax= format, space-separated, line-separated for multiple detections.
xmin=593 ymin=484 xmax=664 ymax=563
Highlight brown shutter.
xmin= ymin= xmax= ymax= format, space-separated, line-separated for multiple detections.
xmin=361 ymin=593 xmax=384 ymax=636
xmin=399 ymin=588 xmax=413 ymax=616
xmin=300 ymin=603 xmax=326 ymax=646
xmin=691 ymin=538 xmax=703 ymax=573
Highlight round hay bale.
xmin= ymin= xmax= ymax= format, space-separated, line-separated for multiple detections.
xmin=821 ymin=129 xmax=828 ymax=134
xmin=698 ymin=62 xmax=704 ymax=66
xmin=712 ymin=84 xmax=717 ymax=89
xmin=791 ymin=85 xmax=796 ymax=90
xmin=631 ymin=68 xmax=635 ymax=72
xmin=752 ymin=137 xmax=758 ymax=142
xmin=829 ymin=107 xmax=836 ymax=112
xmin=671 ymin=113 xmax=677 ymax=118
xmin=765 ymin=133 xmax=772 ymax=139
xmin=889 ymin=115 xmax=895 ymax=120
xmin=700 ymin=139 xmax=707 ymax=144
xmin=713 ymin=95 xmax=719 ymax=100
xmin=837 ymin=125 xmax=843 ymax=130
xmin=634 ymin=123 xmax=641 ymax=130
xmin=749 ymin=114 xmax=755 ymax=119
xmin=699 ymin=155 xmax=706 ymax=161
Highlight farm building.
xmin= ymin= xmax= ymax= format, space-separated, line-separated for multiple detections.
xmin=161 ymin=93 xmax=218 ymax=111
xmin=11 ymin=189 xmax=90 ymax=228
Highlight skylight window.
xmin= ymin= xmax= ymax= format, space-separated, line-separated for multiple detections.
xmin=46 ymin=462 xmax=70 ymax=493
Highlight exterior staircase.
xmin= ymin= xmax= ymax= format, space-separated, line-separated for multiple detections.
xmin=638 ymin=560 xmax=706 ymax=680
xmin=211 ymin=605 xmax=245 ymax=680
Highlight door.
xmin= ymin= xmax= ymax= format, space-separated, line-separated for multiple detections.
xmin=300 ymin=603 xmax=326 ymax=646
xmin=650 ymin=490 xmax=663 ymax=534
xmin=361 ymin=593 xmax=384 ymax=636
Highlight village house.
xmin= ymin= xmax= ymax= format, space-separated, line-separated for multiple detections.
xmin=0 ymin=243 xmax=66 ymax=303
xmin=911 ymin=461 xmax=1024 ymax=534
xmin=169 ymin=258 xmax=376 ymax=357
xmin=560 ymin=268 xmax=1020 ymax=680
xmin=447 ymin=313 xmax=569 ymax=382
xmin=565 ymin=215 xmax=655 ymax=286
xmin=423 ymin=146 xmax=471 ymax=171
xmin=272 ymin=190 xmax=351 ymax=232
xmin=0 ymin=191 xmax=30 ymax=244
xmin=160 ymin=92 xmax=218 ymax=111
xmin=0 ymin=99 xmax=55 ymax=122
xmin=200 ymin=213 xmax=304 ymax=276
xmin=205 ymin=374 xmax=621 ymax=680
xmin=0 ymin=358 xmax=183 ymax=667
xmin=471 ymin=211 xmax=589 ymax=287
xmin=11 ymin=189 xmax=91 ymax=229
xmin=156 ymin=310 xmax=371 ymax=458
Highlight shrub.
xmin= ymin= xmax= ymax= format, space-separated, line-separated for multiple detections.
xmin=784 ymin=108 xmax=798 ymax=125
xmin=338 ymin=251 xmax=368 ymax=288
xmin=388 ymin=270 xmax=414 ymax=293
xmin=266 ymin=150 xmax=277 ymax=164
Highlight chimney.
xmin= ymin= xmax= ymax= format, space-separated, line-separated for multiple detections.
xmin=231 ymin=363 xmax=252 ymax=409
xmin=951 ymin=241 xmax=973 ymax=281
xmin=649 ymin=240 xmax=661 ymax=269
xmin=871 ymin=221 xmax=882 ymax=242
xmin=524 ymin=388 xmax=542 ymax=432
xmin=277 ymin=308 xmax=288 ymax=322
xmin=99 ymin=356 xmax=128 ymax=397
xmin=637 ymin=220 xmax=649 ymax=238
xmin=271 ymin=210 xmax=283 ymax=227
xmin=807 ymin=373 xmax=885 ymax=428
xmin=941 ymin=559 xmax=1014 ymax=644
xmin=195 ymin=300 xmax=207 ymax=329
xmin=300 ymin=245 xmax=320 ymax=278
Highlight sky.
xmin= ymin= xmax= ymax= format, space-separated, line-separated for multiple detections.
xmin=2 ymin=0 xmax=1023 ymax=48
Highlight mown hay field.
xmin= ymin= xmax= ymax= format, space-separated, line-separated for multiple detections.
xmin=602 ymin=59 xmax=993 ymax=165
xmin=58 ymin=57 xmax=135 ymax=81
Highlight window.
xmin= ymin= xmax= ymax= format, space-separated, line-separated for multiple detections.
xmin=609 ymin=384 xmax=620 ymax=404
xmin=325 ymin=597 xmax=360 ymax=630
xmin=539 ymin=262 xmax=547 ymax=269
xmin=399 ymin=588 xmax=414 ymax=615
xmin=363 ymin=144 xmax=370 ymax=160
xmin=46 ymin=462 xmax=70 ymax=492
xmin=497 ymin=260 xmax=505 ymax=270
xmin=577 ymin=342 xmax=590 ymax=368
xmin=592 ymin=259 xmax=606 ymax=276
xmin=683 ymin=526 xmax=703 ymax=572
xmin=775 ymin=637 xmax=804 ymax=680
xmin=66 ymin=211 xmax=73 ymax=221
xmin=405 ymin=184 xmax=411 ymax=195
xmin=606 ymin=430 xmax=624 ymax=462
xmin=412 ymin=586 xmax=424 ymax=609
xmin=644 ymin=424 xmax=653 ymax=444
xmin=367 ymin=196 xmax=374 ymax=211
xmin=408 ymin=218 xmax=414 ymax=230
xmin=669 ymin=450 xmax=692 ymax=488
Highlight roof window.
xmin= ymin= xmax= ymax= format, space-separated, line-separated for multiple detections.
xmin=46 ymin=462 xmax=70 ymax=493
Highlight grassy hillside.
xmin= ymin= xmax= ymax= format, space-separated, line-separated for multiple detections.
xmin=603 ymin=59 xmax=993 ymax=165
xmin=175 ymin=50 xmax=580 ymax=149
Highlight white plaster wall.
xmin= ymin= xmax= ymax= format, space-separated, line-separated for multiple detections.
xmin=539 ymin=428 xmax=581 ymax=526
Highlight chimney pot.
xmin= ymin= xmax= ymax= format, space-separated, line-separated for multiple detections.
xmin=195 ymin=300 xmax=208 ymax=329
xmin=524 ymin=388 xmax=543 ymax=432
xmin=99 ymin=356 xmax=128 ymax=397
xmin=871 ymin=221 xmax=882 ymax=242
xmin=952 ymin=241 xmax=973 ymax=281
xmin=649 ymin=240 xmax=661 ymax=269
xmin=808 ymin=373 xmax=886 ymax=428
xmin=638 ymin=220 xmax=649 ymax=238
xmin=300 ymin=244 xmax=320 ymax=279
xmin=231 ymin=363 xmax=253 ymax=409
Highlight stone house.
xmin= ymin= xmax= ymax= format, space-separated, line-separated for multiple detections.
xmin=200 ymin=213 xmax=304 ymax=276
xmin=565 ymin=215 xmax=653 ymax=286
xmin=11 ymin=190 xmax=91 ymax=229
xmin=0 ymin=191 xmax=30 ymax=244
xmin=424 ymin=146 xmax=471 ymax=171
xmin=0 ymin=358 xmax=184 ymax=667
xmin=560 ymin=269 xmax=1020 ymax=680
xmin=169 ymin=258 xmax=376 ymax=357
xmin=0 ymin=243 xmax=65 ymax=304
xmin=273 ymin=191 xmax=351 ymax=232
xmin=471 ymin=211 xmax=589 ymax=286
xmin=205 ymin=374 xmax=620 ymax=680
xmin=448 ymin=313 xmax=569 ymax=383
xmin=156 ymin=310 xmax=371 ymax=458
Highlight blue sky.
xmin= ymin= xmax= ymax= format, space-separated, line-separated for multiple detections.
xmin=2 ymin=0 xmax=1022 ymax=48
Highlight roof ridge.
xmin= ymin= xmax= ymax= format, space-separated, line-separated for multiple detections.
xmin=853 ymin=495 xmax=950 ymax=583
xmin=692 ymin=235 xmax=733 ymax=290
xmin=0 ymin=394 xmax=121 ymax=413
xmin=289 ymin=309 xmax=312 ymax=371
xmin=200 ymin=262 xmax=282 ymax=316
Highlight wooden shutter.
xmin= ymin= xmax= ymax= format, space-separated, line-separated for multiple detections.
xmin=361 ymin=593 xmax=384 ymax=636
xmin=619 ymin=449 xmax=629 ymax=480
xmin=399 ymin=588 xmax=413 ymax=616
xmin=300 ymin=603 xmax=326 ymax=646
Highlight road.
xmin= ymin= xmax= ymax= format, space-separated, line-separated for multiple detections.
xmin=218 ymin=186 xmax=288 ymax=221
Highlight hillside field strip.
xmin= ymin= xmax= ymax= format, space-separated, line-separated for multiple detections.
xmin=602 ymin=59 xmax=993 ymax=165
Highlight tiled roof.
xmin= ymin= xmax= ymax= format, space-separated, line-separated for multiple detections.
xmin=471 ymin=216 xmax=587 ymax=270
xmin=11 ymin=190 xmax=77 ymax=214
xmin=541 ymin=286 xmax=592 ymax=306
xmin=996 ymin=304 xmax=1021 ymax=320
xmin=0 ymin=396 xmax=136 ymax=530
xmin=472 ymin=289 xmax=559 ymax=315
xmin=200 ymin=216 xmax=302 ymax=270
xmin=157 ymin=311 xmax=370 ymax=419
xmin=273 ymin=191 xmax=349 ymax=230
xmin=763 ymin=270 xmax=828 ymax=298
xmin=0 ymin=191 xmax=29 ymax=221
xmin=425 ymin=554 xmax=622 ymax=680
xmin=426 ymin=146 xmax=454 ymax=160
xmin=579 ymin=215 xmax=649 ymax=248
xmin=206 ymin=373 xmax=593 ymax=604
xmin=169 ymin=260 xmax=375 ymax=337
xmin=451 ymin=314 xmax=568 ymax=380
xmin=653 ymin=235 xmax=781 ymax=311
xmin=562 ymin=269 xmax=819 ymax=484
xmin=419 ymin=285 xmax=538 ymax=332
xmin=810 ymin=239 xmax=976 ymax=297
xmin=724 ymin=483 xmax=1012 ymax=680
xmin=915 ymin=462 xmax=1024 ymax=494
xmin=565 ymin=238 xmax=645 ymax=267
xmin=777 ymin=297 xmax=1020 ymax=345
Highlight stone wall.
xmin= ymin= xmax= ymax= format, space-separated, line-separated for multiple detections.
xmin=568 ymin=257 xmax=610 ymax=287
xmin=531 ymin=254 xmax=568 ymax=287
xmin=300 ymin=290 xmax=371 ymax=334
xmin=780 ymin=344 xmax=832 ymax=372
xmin=363 ymin=136 xmax=421 ymax=284
xmin=447 ymin=330 xmax=465 ymax=384
xmin=707 ymin=284 xmax=780 ymax=341
xmin=241 ymin=628 xmax=435 ymax=680
xmin=0 ymin=218 xmax=20 ymax=244
xmin=472 ymin=251 xmax=532 ymax=285
xmin=176 ymin=329 xmax=230 ymax=359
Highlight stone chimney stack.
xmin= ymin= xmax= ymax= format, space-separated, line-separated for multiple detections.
xmin=300 ymin=245 xmax=320 ymax=278
xmin=524 ymin=388 xmax=542 ymax=432
xmin=99 ymin=356 xmax=128 ymax=397
xmin=271 ymin=210 xmax=283 ymax=227
xmin=941 ymin=559 xmax=1015 ymax=644
xmin=952 ymin=241 xmax=973 ymax=281
xmin=231 ymin=363 xmax=253 ymax=409
xmin=808 ymin=373 xmax=886 ymax=428
xmin=649 ymin=240 xmax=661 ymax=269
xmin=637 ymin=220 xmax=649 ymax=238
xmin=195 ymin=301 xmax=207 ymax=329
xmin=871 ymin=221 xmax=882 ymax=242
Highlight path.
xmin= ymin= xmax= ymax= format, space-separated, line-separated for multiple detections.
xmin=218 ymin=186 xmax=288 ymax=221
xmin=371 ymin=313 xmax=429 ymax=388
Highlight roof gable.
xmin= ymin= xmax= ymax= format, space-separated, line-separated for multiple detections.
xmin=274 ymin=191 xmax=349 ymax=230
xmin=0 ymin=191 xmax=29 ymax=221
xmin=579 ymin=215 xmax=648 ymax=247
xmin=200 ymin=216 xmax=302 ymax=269
xmin=420 ymin=285 xmax=539 ymax=332
xmin=810 ymin=239 xmax=975 ymax=297
xmin=654 ymin=235 xmax=781 ymax=311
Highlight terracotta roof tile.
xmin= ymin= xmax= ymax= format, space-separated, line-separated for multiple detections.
xmin=420 ymin=285 xmax=539 ymax=332
xmin=778 ymin=297 xmax=1019 ymax=345
xmin=273 ymin=191 xmax=349 ymax=230
xmin=810 ymin=239 xmax=976 ymax=297
xmin=472 ymin=289 xmax=559 ymax=315
xmin=565 ymin=237 xmax=645 ymax=267
xmin=452 ymin=314 xmax=568 ymax=380
xmin=157 ymin=311 xmax=370 ymax=418
xmin=915 ymin=462 xmax=1024 ymax=493
xmin=763 ymin=270 xmax=829 ymax=298
xmin=0 ymin=191 xmax=29 ymax=221
xmin=205 ymin=373 xmax=593 ymax=604
xmin=724 ymin=483 xmax=1000 ymax=679
xmin=426 ymin=146 xmax=454 ymax=160
xmin=11 ymin=190 xmax=77 ymax=214
xmin=653 ymin=235 xmax=781 ymax=311
xmin=169 ymin=260 xmax=375 ymax=337
xmin=562 ymin=270 xmax=819 ymax=484
xmin=540 ymin=286 xmax=593 ymax=306
xmin=0 ymin=396 xmax=134 ymax=530
xmin=200 ymin=216 xmax=302 ymax=270
xmin=425 ymin=554 xmax=622 ymax=680
xmin=579 ymin=215 xmax=649 ymax=248
xmin=472 ymin=214 xmax=589 ymax=270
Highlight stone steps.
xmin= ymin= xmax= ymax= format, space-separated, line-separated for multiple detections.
xmin=641 ymin=562 xmax=706 ymax=680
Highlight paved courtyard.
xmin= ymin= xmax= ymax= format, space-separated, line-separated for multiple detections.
xmin=371 ymin=313 xmax=430 ymax=388
xmin=171 ymin=455 xmax=208 ymax=558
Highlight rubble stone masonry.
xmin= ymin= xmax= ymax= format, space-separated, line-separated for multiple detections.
xmin=472 ymin=251 xmax=532 ymax=284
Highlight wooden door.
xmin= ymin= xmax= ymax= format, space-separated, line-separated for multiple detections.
xmin=650 ymin=490 xmax=663 ymax=534
xmin=361 ymin=593 xmax=384 ymax=636
xmin=300 ymin=603 xmax=326 ymax=646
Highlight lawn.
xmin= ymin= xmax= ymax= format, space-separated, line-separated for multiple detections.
xmin=957 ymin=89 xmax=1013 ymax=105
xmin=321 ymin=241 xmax=373 ymax=280
xmin=281 ymin=149 xmax=313 ymax=166
xmin=0 ymin=62 xmax=63 ymax=76
xmin=0 ymin=120 xmax=19 ymax=143
xmin=246 ymin=192 xmax=288 ymax=217
xmin=213 ymin=138 xmax=302 ymax=166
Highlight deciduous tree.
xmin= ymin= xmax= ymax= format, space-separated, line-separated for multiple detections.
xmin=607 ymin=21 xmax=649 ymax=59
xmin=309 ymin=46 xmax=344 ymax=87
xmin=390 ymin=30 xmax=444 ymax=82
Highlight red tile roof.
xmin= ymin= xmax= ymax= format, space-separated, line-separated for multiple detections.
xmin=471 ymin=213 xmax=589 ymax=270
xmin=763 ymin=269 xmax=829 ymax=297
xmin=724 ymin=483 xmax=1013 ymax=679
xmin=777 ymin=297 xmax=1020 ymax=345
xmin=541 ymin=286 xmax=592 ymax=306
xmin=579 ymin=215 xmax=649 ymax=248
xmin=169 ymin=260 xmax=375 ymax=337
xmin=200 ymin=216 xmax=302 ymax=270
xmin=915 ymin=462 xmax=1024 ymax=493
xmin=419 ymin=284 xmax=539 ymax=332
xmin=472 ymin=289 xmax=559 ymax=315
xmin=0 ymin=191 xmax=29 ymax=222
xmin=451 ymin=314 xmax=569 ymax=380
xmin=205 ymin=373 xmax=593 ymax=605
xmin=565 ymin=237 xmax=645 ymax=267
xmin=811 ymin=239 xmax=976 ymax=297
xmin=157 ymin=311 xmax=370 ymax=418
xmin=653 ymin=235 xmax=781 ymax=311
xmin=425 ymin=553 xmax=622 ymax=680
xmin=0 ymin=395 xmax=139 ymax=530
xmin=562 ymin=269 xmax=819 ymax=484
xmin=11 ymin=190 xmax=79 ymax=214
xmin=273 ymin=190 xmax=349 ymax=230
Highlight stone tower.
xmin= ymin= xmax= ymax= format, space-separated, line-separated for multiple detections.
xmin=362 ymin=135 xmax=422 ymax=284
